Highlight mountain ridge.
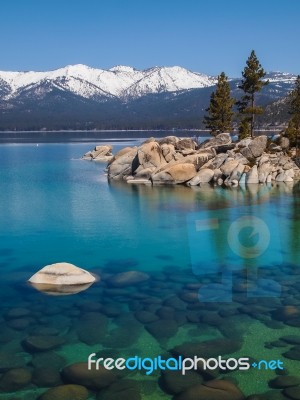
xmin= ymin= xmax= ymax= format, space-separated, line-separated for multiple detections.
xmin=0 ymin=64 xmax=217 ymax=101
xmin=0 ymin=65 xmax=297 ymax=131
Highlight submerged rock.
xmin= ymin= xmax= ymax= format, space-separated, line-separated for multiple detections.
xmin=172 ymin=338 xmax=242 ymax=359
xmin=283 ymin=386 xmax=300 ymax=400
xmin=174 ymin=379 xmax=245 ymax=400
xmin=0 ymin=352 xmax=27 ymax=372
xmin=4 ymin=307 xmax=31 ymax=320
xmin=32 ymin=367 xmax=62 ymax=387
xmin=145 ymin=319 xmax=178 ymax=340
xmin=31 ymin=352 xmax=66 ymax=370
xmin=107 ymin=271 xmax=149 ymax=287
xmin=160 ymin=370 xmax=203 ymax=395
xmin=0 ymin=368 xmax=32 ymax=392
xmin=39 ymin=384 xmax=89 ymax=400
xmin=62 ymin=362 xmax=117 ymax=390
xmin=96 ymin=379 xmax=141 ymax=400
xmin=269 ymin=375 xmax=300 ymax=388
xmin=23 ymin=335 xmax=65 ymax=352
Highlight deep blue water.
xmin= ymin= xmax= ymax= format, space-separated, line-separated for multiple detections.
xmin=0 ymin=139 xmax=300 ymax=399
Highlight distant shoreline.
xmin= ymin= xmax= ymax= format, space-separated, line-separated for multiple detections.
xmin=0 ymin=128 xmax=284 ymax=134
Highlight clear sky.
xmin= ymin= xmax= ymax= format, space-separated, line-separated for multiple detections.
xmin=0 ymin=0 xmax=299 ymax=77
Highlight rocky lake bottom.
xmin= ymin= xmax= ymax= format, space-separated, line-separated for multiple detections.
xmin=0 ymin=138 xmax=300 ymax=399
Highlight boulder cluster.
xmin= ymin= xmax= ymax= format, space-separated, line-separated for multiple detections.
xmin=99 ymin=133 xmax=300 ymax=186
xmin=82 ymin=145 xmax=113 ymax=162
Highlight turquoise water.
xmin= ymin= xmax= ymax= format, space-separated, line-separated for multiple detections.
xmin=0 ymin=140 xmax=300 ymax=399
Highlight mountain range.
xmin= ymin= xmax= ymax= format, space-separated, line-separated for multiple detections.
xmin=0 ymin=65 xmax=296 ymax=131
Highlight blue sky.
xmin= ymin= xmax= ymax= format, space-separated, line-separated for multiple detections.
xmin=0 ymin=0 xmax=299 ymax=76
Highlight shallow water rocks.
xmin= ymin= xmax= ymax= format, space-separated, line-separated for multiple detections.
xmin=32 ymin=351 xmax=66 ymax=370
xmin=4 ymin=307 xmax=31 ymax=320
xmin=284 ymin=386 xmax=300 ymax=399
xmin=272 ymin=306 xmax=300 ymax=322
xmin=76 ymin=312 xmax=108 ymax=345
xmin=0 ymin=352 xmax=27 ymax=372
xmin=283 ymin=346 xmax=300 ymax=361
xmin=269 ymin=375 xmax=300 ymax=388
xmin=23 ymin=335 xmax=65 ymax=352
xmin=28 ymin=262 xmax=96 ymax=286
xmin=172 ymin=338 xmax=242 ymax=359
xmin=0 ymin=368 xmax=32 ymax=392
xmin=281 ymin=335 xmax=300 ymax=345
xmin=97 ymin=379 xmax=141 ymax=400
xmin=39 ymin=384 xmax=89 ymax=400
xmin=7 ymin=317 xmax=33 ymax=330
xmin=62 ymin=362 xmax=117 ymax=390
xmin=32 ymin=367 xmax=62 ymax=387
xmin=107 ymin=271 xmax=149 ymax=287
xmin=145 ymin=319 xmax=178 ymax=340
xmin=134 ymin=310 xmax=158 ymax=324
xmin=174 ymin=379 xmax=245 ymax=400
xmin=160 ymin=370 xmax=203 ymax=394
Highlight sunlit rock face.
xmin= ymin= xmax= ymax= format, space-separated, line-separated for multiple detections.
xmin=28 ymin=262 xmax=97 ymax=295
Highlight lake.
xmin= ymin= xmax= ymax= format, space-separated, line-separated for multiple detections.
xmin=0 ymin=136 xmax=299 ymax=399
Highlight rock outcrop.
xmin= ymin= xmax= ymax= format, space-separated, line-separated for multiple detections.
xmin=82 ymin=145 xmax=113 ymax=162
xmin=85 ymin=134 xmax=300 ymax=186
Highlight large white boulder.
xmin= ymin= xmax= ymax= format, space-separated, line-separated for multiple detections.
xmin=28 ymin=263 xmax=96 ymax=286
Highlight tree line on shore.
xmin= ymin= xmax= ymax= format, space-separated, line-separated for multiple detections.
xmin=204 ymin=50 xmax=300 ymax=147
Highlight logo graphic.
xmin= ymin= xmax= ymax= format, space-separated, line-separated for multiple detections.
xmin=187 ymin=204 xmax=282 ymax=302
xmin=227 ymin=216 xmax=270 ymax=259
xmin=88 ymin=354 xmax=284 ymax=375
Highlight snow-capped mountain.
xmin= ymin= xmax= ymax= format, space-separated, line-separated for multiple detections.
xmin=0 ymin=64 xmax=217 ymax=101
xmin=0 ymin=66 xmax=296 ymax=131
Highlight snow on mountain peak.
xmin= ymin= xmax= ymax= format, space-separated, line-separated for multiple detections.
xmin=109 ymin=66 xmax=136 ymax=73
xmin=0 ymin=64 xmax=218 ymax=101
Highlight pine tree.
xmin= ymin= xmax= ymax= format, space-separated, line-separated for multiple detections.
xmin=238 ymin=119 xmax=251 ymax=140
xmin=237 ymin=50 xmax=269 ymax=138
xmin=285 ymin=75 xmax=300 ymax=150
xmin=203 ymin=72 xmax=235 ymax=136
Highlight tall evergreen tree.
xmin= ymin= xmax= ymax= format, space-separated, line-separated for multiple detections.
xmin=237 ymin=50 xmax=269 ymax=138
xmin=285 ymin=75 xmax=300 ymax=150
xmin=203 ymin=72 xmax=235 ymax=136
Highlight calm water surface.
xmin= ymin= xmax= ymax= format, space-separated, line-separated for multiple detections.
xmin=0 ymin=140 xmax=300 ymax=399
